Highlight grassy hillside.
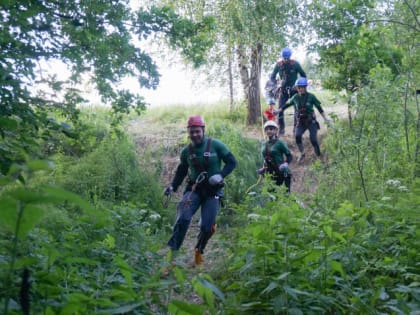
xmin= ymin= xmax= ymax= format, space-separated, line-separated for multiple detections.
xmin=1 ymin=87 xmax=419 ymax=314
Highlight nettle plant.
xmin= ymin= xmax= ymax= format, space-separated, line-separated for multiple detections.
xmin=216 ymin=181 xmax=420 ymax=314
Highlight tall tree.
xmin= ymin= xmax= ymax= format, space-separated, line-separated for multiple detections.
xmin=216 ymin=0 xmax=299 ymax=124
xmin=0 ymin=1 xmax=215 ymax=173
xmin=300 ymin=0 xmax=403 ymax=127
xmin=161 ymin=0 xmax=298 ymax=124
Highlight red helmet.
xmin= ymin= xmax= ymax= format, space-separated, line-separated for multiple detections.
xmin=187 ymin=115 xmax=205 ymax=127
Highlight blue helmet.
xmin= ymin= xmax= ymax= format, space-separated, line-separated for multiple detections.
xmin=281 ymin=47 xmax=292 ymax=58
xmin=295 ymin=77 xmax=308 ymax=87
xmin=268 ymin=98 xmax=276 ymax=105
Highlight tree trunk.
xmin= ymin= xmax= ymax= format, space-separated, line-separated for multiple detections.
xmin=247 ymin=42 xmax=262 ymax=125
xmin=236 ymin=43 xmax=263 ymax=125
xmin=236 ymin=44 xmax=249 ymax=107
xmin=228 ymin=51 xmax=234 ymax=111
xmin=347 ymin=94 xmax=353 ymax=129
xmin=415 ymin=89 xmax=420 ymax=176
xmin=403 ymin=80 xmax=411 ymax=159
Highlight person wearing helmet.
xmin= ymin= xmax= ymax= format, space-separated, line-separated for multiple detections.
xmin=279 ymin=77 xmax=331 ymax=162
xmin=270 ymin=47 xmax=306 ymax=135
xmin=264 ymin=75 xmax=279 ymax=102
xmin=263 ymin=98 xmax=278 ymax=121
xmin=164 ymin=115 xmax=237 ymax=265
xmin=257 ymin=120 xmax=293 ymax=193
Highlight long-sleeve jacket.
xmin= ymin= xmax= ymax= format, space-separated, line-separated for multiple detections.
xmin=270 ymin=59 xmax=306 ymax=89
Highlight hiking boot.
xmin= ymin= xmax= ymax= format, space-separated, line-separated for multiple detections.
xmin=298 ymin=154 xmax=305 ymax=163
xmin=194 ymin=248 xmax=204 ymax=266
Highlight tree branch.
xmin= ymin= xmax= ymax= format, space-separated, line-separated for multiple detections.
xmin=402 ymin=0 xmax=420 ymax=30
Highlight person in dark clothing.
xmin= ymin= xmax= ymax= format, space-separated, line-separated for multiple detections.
xmin=164 ymin=115 xmax=237 ymax=265
xmin=279 ymin=78 xmax=331 ymax=162
xmin=270 ymin=47 xmax=306 ymax=135
xmin=264 ymin=76 xmax=279 ymax=103
xmin=257 ymin=120 xmax=293 ymax=193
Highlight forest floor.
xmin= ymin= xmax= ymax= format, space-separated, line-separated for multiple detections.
xmin=128 ymin=103 xmax=347 ymax=305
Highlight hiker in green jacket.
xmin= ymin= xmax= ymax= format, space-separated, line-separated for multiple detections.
xmin=164 ymin=115 xmax=237 ymax=265
xmin=257 ymin=120 xmax=293 ymax=193
xmin=270 ymin=47 xmax=306 ymax=135
xmin=279 ymin=77 xmax=331 ymax=162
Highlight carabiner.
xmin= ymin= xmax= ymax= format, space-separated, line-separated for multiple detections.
xmin=195 ymin=171 xmax=207 ymax=184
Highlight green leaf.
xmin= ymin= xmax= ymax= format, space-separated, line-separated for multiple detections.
xmin=197 ymin=278 xmax=225 ymax=302
xmin=0 ymin=196 xmax=18 ymax=231
xmin=9 ymin=188 xmax=45 ymax=203
xmin=114 ymin=255 xmax=134 ymax=288
xmin=40 ymin=185 xmax=95 ymax=213
xmin=261 ymin=281 xmax=279 ymax=295
xmin=168 ymin=300 xmax=206 ymax=315
xmin=323 ymin=225 xmax=333 ymax=238
xmin=192 ymin=276 xmax=215 ymax=311
xmin=64 ymin=257 xmax=98 ymax=266
xmin=283 ymin=286 xmax=312 ymax=300
xmin=18 ymin=204 xmax=47 ymax=238
xmin=289 ymin=308 xmax=304 ymax=315
xmin=173 ymin=267 xmax=186 ymax=288
xmin=27 ymin=159 xmax=53 ymax=172
xmin=330 ymin=260 xmax=346 ymax=278
xmin=98 ymin=303 xmax=143 ymax=314
xmin=0 ymin=117 xmax=19 ymax=130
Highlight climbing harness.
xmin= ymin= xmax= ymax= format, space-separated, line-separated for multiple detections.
xmin=264 ymin=139 xmax=289 ymax=178
xmin=295 ymin=93 xmax=314 ymax=129
xmin=192 ymin=171 xmax=208 ymax=192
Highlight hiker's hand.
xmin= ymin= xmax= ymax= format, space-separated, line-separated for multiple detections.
xmin=257 ymin=167 xmax=266 ymax=175
xmin=164 ymin=186 xmax=173 ymax=196
xmin=322 ymin=113 xmax=332 ymax=127
xmin=209 ymin=174 xmax=223 ymax=186
xmin=279 ymin=163 xmax=288 ymax=171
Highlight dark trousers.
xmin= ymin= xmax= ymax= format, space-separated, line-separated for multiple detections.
xmin=295 ymin=121 xmax=321 ymax=156
xmin=167 ymin=191 xmax=220 ymax=253
xmin=278 ymin=88 xmax=297 ymax=132
xmin=275 ymin=174 xmax=291 ymax=193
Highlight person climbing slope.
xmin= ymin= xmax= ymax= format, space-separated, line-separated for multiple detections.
xmin=270 ymin=47 xmax=306 ymax=135
xmin=257 ymin=120 xmax=293 ymax=193
xmin=164 ymin=115 xmax=237 ymax=265
xmin=279 ymin=77 xmax=331 ymax=162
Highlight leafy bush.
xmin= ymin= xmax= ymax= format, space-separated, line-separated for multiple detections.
xmin=206 ymin=120 xmax=261 ymax=204
xmin=53 ymin=133 xmax=163 ymax=210
xmin=216 ymin=182 xmax=420 ymax=314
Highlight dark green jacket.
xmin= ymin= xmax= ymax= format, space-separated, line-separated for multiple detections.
xmin=270 ymin=59 xmax=306 ymax=88
xmin=171 ymin=136 xmax=236 ymax=192
xmin=285 ymin=92 xmax=324 ymax=116
xmin=261 ymin=138 xmax=292 ymax=171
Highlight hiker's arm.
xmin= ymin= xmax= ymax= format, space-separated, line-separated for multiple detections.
xmin=221 ymin=152 xmax=237 ymax=178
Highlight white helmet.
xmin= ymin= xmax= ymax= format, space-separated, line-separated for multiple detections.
xmin=264 ymin=120 xmax=278 ymax=130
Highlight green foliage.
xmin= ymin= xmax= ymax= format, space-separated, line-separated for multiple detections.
xmin=0 ymin=0 xmax=216 ymax=179
xmin=303 ymin=0 xmax=403 ymax=92
xmin=137 ymin=6 xmax=216 ymax=68
xmin=216 ymin=183 xmax=420 ymax=314
xmin=204 ymin=120 xmax=261 ymax=204
xmin=53 ymin=133 xmax=162 ymax=209
xmin=319 ymin=67 xmax=416 ymax=204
